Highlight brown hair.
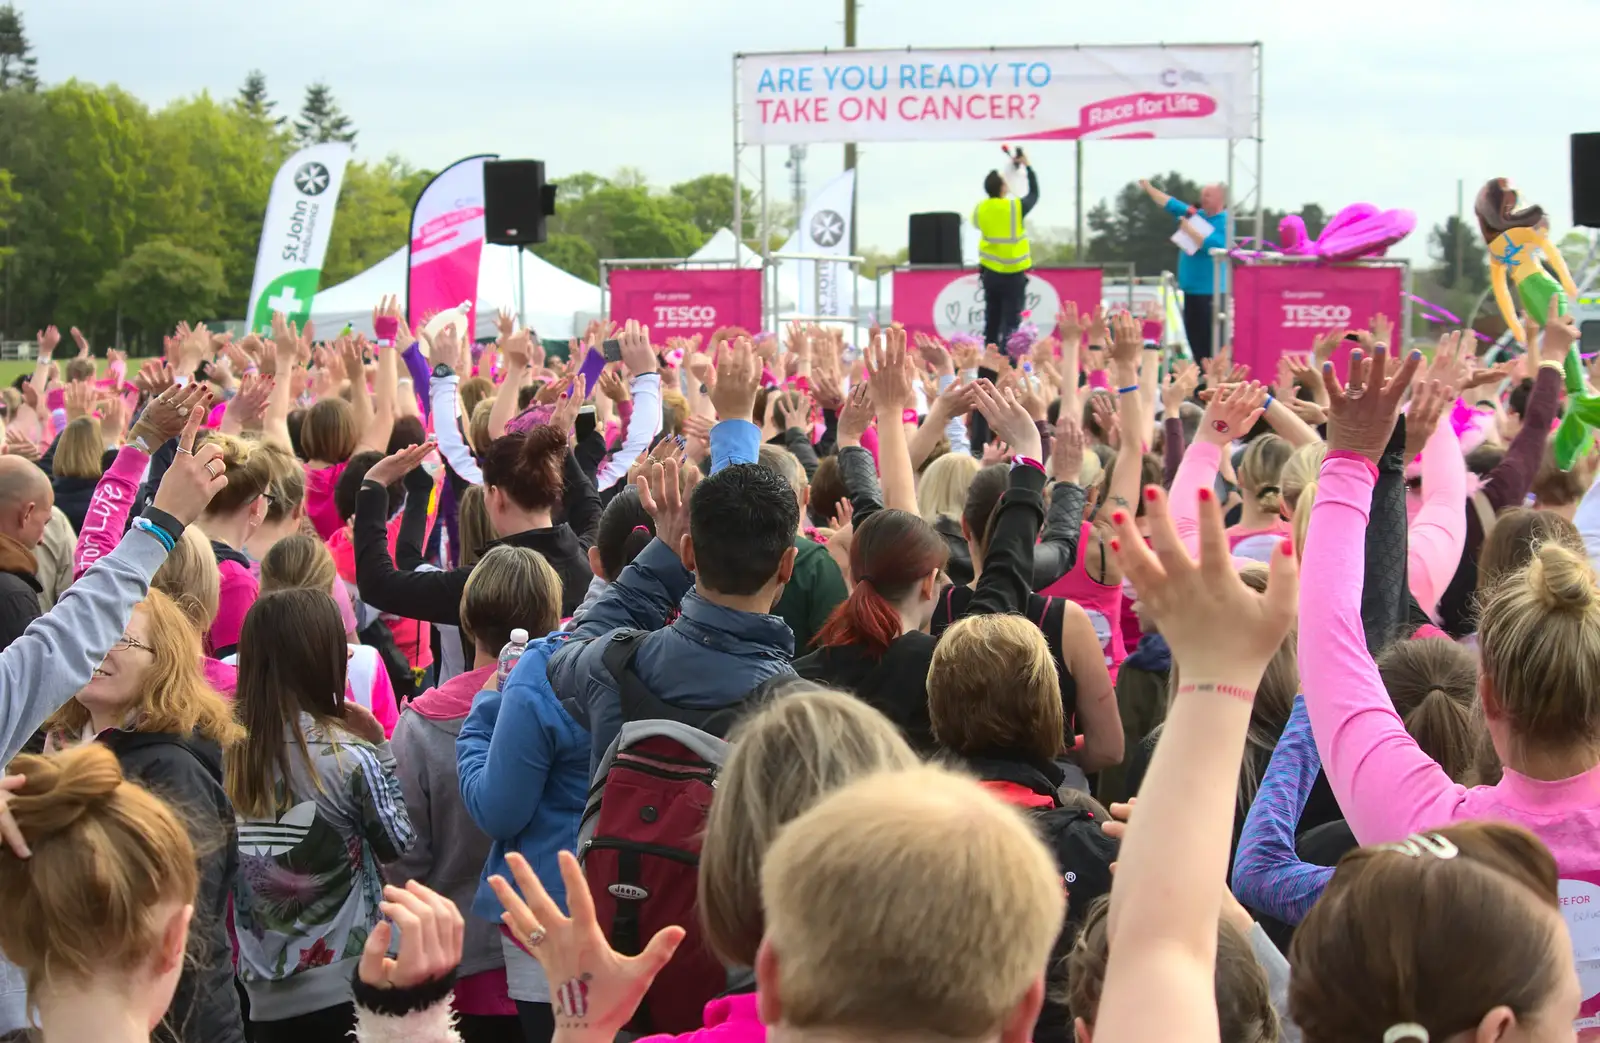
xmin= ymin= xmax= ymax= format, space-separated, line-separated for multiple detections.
xmin=253 ymin=441 xmax=306 ymax=526
xmin=962 ymin=464 xmax=1010 ymax=551
xmin=1376 ymin=637 xmax=1483 ymax=783
xmin=1237 ymin=433 xmax=1291 ymax=515
xmin=459 ymin=545 xmax=562 ymax=653
xmin=458 ymin=376 xmax=494 ymax=423
xmin=260 ymin=533 xmax=337 ymax=596
xmin=469 ymin=399 xmax=495 ymax=456
xmin=197 ymin=433 xmax=273 ymax=517
xmin=300 ymin=397 xmax=358 ymax=464
xmin=65 ymin=358 xmax=96 ymax=384
xmin=813 ymin=509 xmax=946 ymax=657
xmin=1066 ymin=895 xmax=1278 ymax=1043
xmin=1476 ymin=506 xmax=1582 ymax=594
xmin=151 ymin=527 xmax=219 ymax=631
xmin=225 ymin=589 xmax=349 ymax=818
xmin=0 ymin=744 xmax=198 ymax=998
xmin=456 ymin=484 xmax=497 ymax=568
xmin=1478 ymin=540 xmax=1600 ymax=752
xmin=928 ymin=614 xmax=1063 ymax=764
xmin=44 ymin=589 xmax=242 ymax=747
xmin=480 ymin=426 xmax=567 ymax=512
xmin=807 ymin=455 xmax=847 ymax=528
xmin=760 ymin=766 xmax=1064 ymax=1040
xmin=1475 ymin=177 xmax=1546 ymax=243
xmin=1530 ymin=443 xmax=1589 ymax=511
xmin=1290 ymin=821 xmax=1563 ymax=1043
xmin=661 ymin=389 xmax=688 ymax=437
xmin=699 ymin=691 xmax=918 ymax=968
xmin=53 ymin=417 xmax=104 ymax=479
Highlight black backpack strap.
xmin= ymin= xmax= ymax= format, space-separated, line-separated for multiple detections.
xmin=601 ymin=630 xmax=744 ymax=738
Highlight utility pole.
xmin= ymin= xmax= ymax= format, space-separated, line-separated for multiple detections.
xmin=843 ymin=0 xmax=858 ymax=255
xmin=1454 ymin=178 xmax=1465 ymax=287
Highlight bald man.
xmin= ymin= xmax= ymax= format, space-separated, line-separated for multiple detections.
xmin=0 ymin=456 xmax=55 ymax=652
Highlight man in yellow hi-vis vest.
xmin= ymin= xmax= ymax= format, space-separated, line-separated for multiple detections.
xmin=973 ymin=150 xmax=1039 ymax=347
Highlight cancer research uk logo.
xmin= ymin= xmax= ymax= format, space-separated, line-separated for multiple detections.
xmin=809 ymin=209 xmax=846 ymax=249
xmin=294 ymin=162 xmax=332 ymax=196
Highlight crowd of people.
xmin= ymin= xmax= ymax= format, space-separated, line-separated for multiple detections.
xmin=0 ymin=290 xmax=1596 ymax=1043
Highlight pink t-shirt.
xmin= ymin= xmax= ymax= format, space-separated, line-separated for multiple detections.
xmin=305 ymin=461 xmax=349 ymax=542
xmin=206 ymin=557 xmax=258 ymax=656
xmin=1039 ymin=522 xmax=1126 ymax=679
xmin=638 ymin=993 xmax=762 ymax=1043
xmin=1227 ymin=518 xmax=1293 ymax=563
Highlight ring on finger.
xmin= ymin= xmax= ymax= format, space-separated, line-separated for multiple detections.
xmin=176 ymin=405 xmax=190 ymax=417
xmin=522 ymin=925 xmax=546 ymax=948
xmin=204 ymin=461 xmax=221 ymax=479
xmin=175 ymin=446 xmax=194 ymax=456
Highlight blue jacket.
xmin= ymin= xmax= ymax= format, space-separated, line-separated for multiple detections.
xmin=548 ymin=538 xmax=796 ymax=777
xmin=1164 ymin=196 xmax=1229 ymax=295
xmin=457 ymin=634 xmax=590 ymax=923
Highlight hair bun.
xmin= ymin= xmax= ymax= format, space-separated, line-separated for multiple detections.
xmin=1525 ymin=542 xmax=1597 ymax=613
xmin=7 ymin=745 xmax=125 ymax=842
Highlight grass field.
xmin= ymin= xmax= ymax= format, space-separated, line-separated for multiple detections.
xmin=0 ymin=358 xmax=110 ymax=386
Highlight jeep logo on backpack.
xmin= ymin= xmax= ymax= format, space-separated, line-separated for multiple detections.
xmin=608 ymin=883 xmax=650 ymax=901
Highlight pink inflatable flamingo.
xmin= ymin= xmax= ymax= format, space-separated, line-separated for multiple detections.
xmin=1279 ymin=203 xmax=1416 ymax=263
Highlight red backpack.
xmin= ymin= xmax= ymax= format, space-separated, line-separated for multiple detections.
xmin=576 ymin=631 xmax=742 ymax=1035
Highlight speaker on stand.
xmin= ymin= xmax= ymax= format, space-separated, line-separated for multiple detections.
xmin=1572 ymin=133 xmax=1600 ymax=229
xmin=908 ymin=212 xmax=963 ymax=266
xmin=483 ymin=160 xmax=558 ymax=245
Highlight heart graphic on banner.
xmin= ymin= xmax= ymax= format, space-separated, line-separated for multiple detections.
xmin=1026 ymin=291 xmax=1042 ymax=311
xmin=944 ymin=300 xmax=963 ymax=326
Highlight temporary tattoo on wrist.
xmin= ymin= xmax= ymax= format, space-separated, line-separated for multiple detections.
xmin=1178 ymin=682 xmax=1255 ymax=703
xmin=1212 ymin=420 xmax=1230 ymax=434
xmin=555 ymin=974 xmax=593 ymax=1019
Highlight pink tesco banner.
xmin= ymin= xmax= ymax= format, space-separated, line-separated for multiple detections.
xmin=608 ymin=269 xmax=763 ymax=341
xmin=407 ymin=154 xmax=494 ymax=338
xmin=1230 ymin=264 xmax=1404 ymax=380
xmin=891 ymin=268 xmax=1104 ymax=343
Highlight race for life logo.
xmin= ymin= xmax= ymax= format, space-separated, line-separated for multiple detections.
xmin=294 ymin=162 xmax=332 ymax=196
xmin=653 ymin=304 xmax=718 ymax=328
xmin=930 ymin=272 xmax=1061 ymax=340
xmin=1280 ymin=303 xmax=1351 ymax=329
xmin=809 ymin=209 xmax=846 ymax=248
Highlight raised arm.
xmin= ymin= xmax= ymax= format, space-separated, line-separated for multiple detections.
xmin=595 ymin=321 xmax=663 ymax=491
xmin=488 ymin=327 xmax=534 ymax=441
xmin=1139 ymin=178 xmax=1175 ymax=209
xmin=1033 ymin=412 xmax=1087 ymax=589
xmin=1171 ymin=383 xmax=1267 ymax=557
xmin=356 ymin=302 xmax=404 ymax=453
xmin=965 ymin=382 xmax=1046 ymax=617
xmin=426 ymin=341 xmax=484 ymax=484
xmin=1102 ymin=313 xmax=1150 ymax=522
xmin=1231 ymin=696 xmax=1333 ymax=925
xmin=865 ymin=326 xmax=918 ymax=513
xmin=1407 ymin=404 xmax=1467 ymax=619
xmin=261 ymin=315 xmax=298 ymax=451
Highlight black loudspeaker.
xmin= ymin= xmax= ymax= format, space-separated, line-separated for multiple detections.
xmin=484 ymin=160 xmax=558 ymax=245
xmin=908 ymin=211 xmax=962 ymax=265
xmin=1574 ymin=134 xmax=1600 ymax=229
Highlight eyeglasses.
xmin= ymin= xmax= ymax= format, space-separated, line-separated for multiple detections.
xmin=109 ymin=634 xmax=156 ymax=655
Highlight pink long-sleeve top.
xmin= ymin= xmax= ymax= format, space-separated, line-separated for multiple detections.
xmin=74 ymin=444 xmax=148 ymax=578
xmin=1406 ymin=418 xmax=1467 ymax=618
xmin=1300 ymin=452 xmax=1600 ymax=1030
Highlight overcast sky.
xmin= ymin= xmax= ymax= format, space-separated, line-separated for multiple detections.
xmin=28 ymin=0 xmax=1597 ymax=266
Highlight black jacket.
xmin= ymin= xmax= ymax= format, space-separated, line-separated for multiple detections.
xmin=1031 ymin=480 xmax=1087 ymax=591
xmin=50 ymin=475 xmax=99 ymax=535
xmin=933 ymin=515 xmax=972 ymax=588
xmin=99 ymin=729 xmax=245 ymax=1043
xmin=794 ymin=632 xmax=940 ymax=754
xmin=0 ymin=541 xmax=41 ymax=654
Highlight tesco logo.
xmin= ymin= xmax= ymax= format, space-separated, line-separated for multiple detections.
xmin=654 ymin=305 xmax=717 ymax=327
xmin=1281 ymin=304 xmax=1352 ymax=329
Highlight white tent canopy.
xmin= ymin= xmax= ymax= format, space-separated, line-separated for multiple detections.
xmin=310 ymin=244 xmax=600 ymax=340
xmin=686 ymin=228 xmax=763 ymax=268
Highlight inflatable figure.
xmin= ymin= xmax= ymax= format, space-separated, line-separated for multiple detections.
xmin=1279 ymin=203 xmax=1416 ymax=262
xmin=1476 ymin=177 xmax=1593 ymax=468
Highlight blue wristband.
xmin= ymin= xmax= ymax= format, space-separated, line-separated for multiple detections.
xmin=1264 ymin=394 xmax=1276 ymax=409
xmin=132 ymin=517 xmax=175 ymax=553
xmin=1116 ymin=383 xmax=1139 ymax=394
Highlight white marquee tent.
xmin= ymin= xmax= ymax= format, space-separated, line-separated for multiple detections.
xmin=310 ymin=244 xmax=600 ymax=340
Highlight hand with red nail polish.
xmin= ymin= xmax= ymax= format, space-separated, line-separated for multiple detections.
xmin=1324 ymin=340 xmax=1424 ymax=463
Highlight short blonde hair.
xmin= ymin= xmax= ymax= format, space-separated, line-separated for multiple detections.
xmin=254 ymin=441 xmax=306 ymax=525
xmin=699 ymin=691 xmax=918 ymax=967
xmin=456 ymin=483 xmax=497 ymax=568
xmin=152 ymin=526 xmax=220 ymax=630
xmin=260 ymin=533 xmax=338 ymax=596
xmin=470 ymin=399 xmax=495 ymax=455
xmin=53 ymin=417 xmax=104 ymax=479
xmin=928 ymin=614 xmax=1063 ymax=764
xmin=760 ymin=766 xmax=1064 ymax=1040
xmin=918 ymin=452 xmax=980 ymax=524
xmin=460 ymin=544 xmax=563 ymax=652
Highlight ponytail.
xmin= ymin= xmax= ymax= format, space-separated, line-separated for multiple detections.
xmin=811 ymin=509 xmax=948 ymax=657
xmin=481 ymin=424 xmax=568 ymax=512
xmin=1403 ymin=687 xmax=1478 ymax=783
xmin=814 ymin=580 xmax=907 ymax=657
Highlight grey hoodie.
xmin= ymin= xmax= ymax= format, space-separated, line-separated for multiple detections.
xmin=0 ymin=526 xmax=172 ymax=1033
xmin=386 ymin=675 xmax=505 ymax=980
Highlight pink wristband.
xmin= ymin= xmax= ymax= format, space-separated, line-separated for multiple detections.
xmin=1141 ymin=319 xmax=1163 ymax=342
xmin=1011 ymin=455 xmax=1045 ymax=475
xmin=901 ymin=408 xmax=919 ymax=426
xmin=1088 ymin=370 xmax=1111 ymax=391
xmin=1325 ymin=449 xmax=1379 ymax=478
xmin=373 ymin=316 xmax=399 ymax=341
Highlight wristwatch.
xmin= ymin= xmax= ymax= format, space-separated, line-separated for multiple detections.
xmin=432 ymin=363 xmax=455 ymax=380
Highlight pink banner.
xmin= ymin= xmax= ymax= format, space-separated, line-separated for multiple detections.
xmin=1230 ymin=263 xmax=1404 ymax=380
xmin=407 ymin=154 xmax=494 ymax=338
xmin=891 ymin=268 xmax=1104 ymax=342
xmin=608 ymin=269 xmax=763 ymax=341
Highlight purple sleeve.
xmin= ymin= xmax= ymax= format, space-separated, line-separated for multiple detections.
xmin=1232 ymin=697 xmax=1332 ymax=924
xmin=1482 ymin=363 xmax=1561 ymax=512
xmin=403 ymin=343 xmax=432 ymax=415
xmin=1162 ymin=415 xmax=1187 ymax=489
xmin=1298 ymin=454 xmax=1469 ymax=845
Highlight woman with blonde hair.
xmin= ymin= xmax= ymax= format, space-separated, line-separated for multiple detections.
xmin=487 ymin=689 xmax=921 ymax=1043
xmin=0 ymin=744 xmax=473 ymax=1043
xmin=41 ymin=587 xmax=246 ymax=1043
xmin=1227 ymin=433 xmax=1292 ymax=562
xmin=194 ymin=433 xmax=275 ymax=658
xmin=916 ymin=451 xmax=979 ymax=585
xmin=148 ymin=525 xmax=239 ymax=695
xmin=47 ymin=415 xmax=105 ymax=532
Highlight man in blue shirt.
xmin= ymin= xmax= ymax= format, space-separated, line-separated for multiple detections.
xmin=1141 ymin=179 xmax=1228 ymax=363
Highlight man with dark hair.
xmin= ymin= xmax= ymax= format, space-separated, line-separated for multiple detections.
xmin=550 ymin=338 xmax=800 ymax=773
xmin=973 ymin=151 xmax=1039 ymax=348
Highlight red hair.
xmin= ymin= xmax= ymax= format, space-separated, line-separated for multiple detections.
xmin=813 ymin=509 xmax=947 ymax=656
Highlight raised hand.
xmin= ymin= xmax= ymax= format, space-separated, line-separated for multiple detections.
xmin=1403 ymin=378 xmax=1452 ymax=462
xmin=536 ymin=376 xmax=571 ymax=406
xmin=495 ymin=307 xmax=517 ymax=342
xmin=2 ymin=430 xmax=38 ymax=461
xmin=1051 ymin=413 xmax=1087 ymax=483
xmin=432 ymin=322 xmax=464 ymax=371
xmin=633 ymin=456 xmax=699 ymax=560
xmin=372 ymin=294 xmax=414 ymax=351
xmin=36 ymin=326 xmax=60 ymax=360
xmin=550 ymin=377 xmax=587 ymax=436
xmin=836 ymin=383 xmax=874 ymax=448
xmin=1057 ymin=300 xmax=1086 ymax=346
xmin=365 ymin=440 xmax=437 ymax=489
xmin=361 ymin=881 xmax=464 ymax=991
xmin=1198 ymin=380 xmax=1268 ymax=446
xmin=708 ymin=337 xmax=760 ymax=423
xmin=491 ymin=851 xmax=683 ymax=1036
xmin=597 ymin=366 xmax=630 ymax=404
xmin=1108 ymin=483 xmax=1297 ymax=685
xmin=865 ymin=325 xmax=917 ymax=414
xmin=1369 ymin=311 xmax=1394 ymax=349
xmin=151 ymin=394 xmax=228 ymax=525
xmin=1162 ymin=360 xmax=1199 ymax=416
xmin=69 ymin=327 xmax=90 ymax=359
xmin=1086 ymin=304 xmax=1110 ymax=347
xmin=972 ymin=378 xmax=1043 ymax=461
xmin=1323 ymin=342 xmax=1425 ymax=462
xmin=63 ymin=382 xmax=94 ymax=421
xmin=1109 ymin=311 xmax=1143 ymax=369
xmin=618 ymin=318 xmax=659 ymax=377
xmin=99 ymin=394 xmax=127 ymax=440
xmin=226 ymin=373 xmax=275 ymax=430
xmin=811 ymin=369 xmax=845 ymax=412
xmin=1281 ymin=351 xmax=1327 ymax=406
xmin=1090 ymin=392 xmax=1120 ymax=449
xmin=914 ymin=332 xmax=954 ymax=376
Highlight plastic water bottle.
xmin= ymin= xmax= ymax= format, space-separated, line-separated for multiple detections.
xmin=496 ymin=628 xmax=530 ymax=687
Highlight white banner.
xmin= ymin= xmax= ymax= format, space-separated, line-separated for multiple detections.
xmin=794 ymin=169 xmax=855 ymax=319
xmin=245 ymin=143 xmax=352 ymax=333
xmin=740 ymin=45 xmax=1256 ymax=145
